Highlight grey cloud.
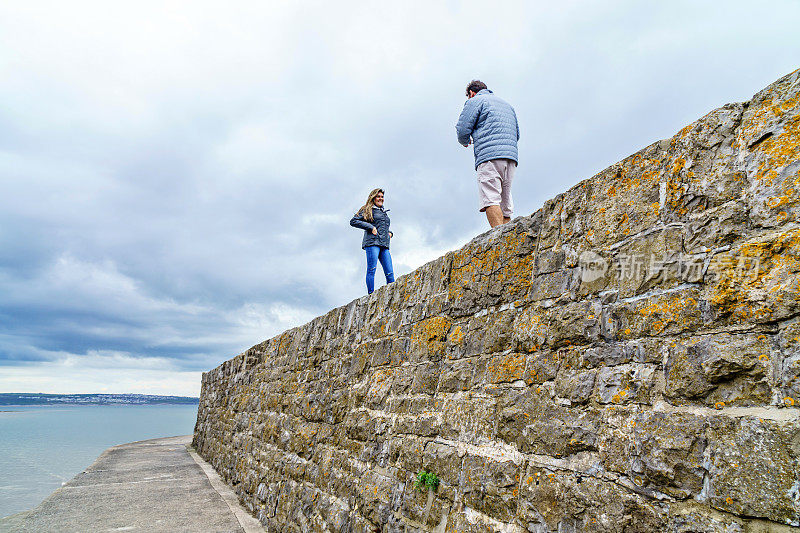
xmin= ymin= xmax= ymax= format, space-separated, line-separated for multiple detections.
xmin=0 ymin=0 xmax=798 ymax=392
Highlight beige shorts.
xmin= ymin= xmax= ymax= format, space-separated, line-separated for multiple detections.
xmin=477 ymin=158 xmax=516 ymax=218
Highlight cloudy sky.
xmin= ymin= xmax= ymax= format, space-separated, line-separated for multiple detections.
xmin=1 ymin=1 xmax=798 ymax=396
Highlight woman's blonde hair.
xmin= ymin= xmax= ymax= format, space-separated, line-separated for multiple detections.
xmin=359 ymin=188 xmax=384 ymax=222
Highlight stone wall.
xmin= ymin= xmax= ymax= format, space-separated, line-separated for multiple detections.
xmin=193 ymin=70 xmax=800 ymax=532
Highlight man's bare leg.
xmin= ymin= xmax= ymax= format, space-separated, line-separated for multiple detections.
xmin=485 ymin=205 xmax=504 ymax=227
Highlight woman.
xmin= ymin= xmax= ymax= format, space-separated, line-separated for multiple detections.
xmin=350 ymin=188 xmax=394 ymax=294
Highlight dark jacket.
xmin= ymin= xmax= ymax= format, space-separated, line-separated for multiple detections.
xmin=350 ymin=206 xmax=391 ymax=249
xmin=456 ymin=88 xmax=519 ymax=169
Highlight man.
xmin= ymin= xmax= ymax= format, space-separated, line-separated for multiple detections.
xmin=456 ymin=80 xmax=519 ymax=228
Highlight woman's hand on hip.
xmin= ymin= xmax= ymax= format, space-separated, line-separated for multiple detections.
xmin=371 ymin=228 xmax=378 ymax=235
xmin=389 ymin=231 xmax=393 ymax=238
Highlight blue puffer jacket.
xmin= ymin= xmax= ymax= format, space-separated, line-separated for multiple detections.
xmin=456 ymin=89 xmax=519 ymax=169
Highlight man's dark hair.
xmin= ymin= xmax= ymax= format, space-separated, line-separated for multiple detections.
xmin=466 ymin=80 xmax=488 ymax=96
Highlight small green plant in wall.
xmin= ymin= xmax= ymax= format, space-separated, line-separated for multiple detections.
xmin=414 ymin=471 xmax=440 ymax=492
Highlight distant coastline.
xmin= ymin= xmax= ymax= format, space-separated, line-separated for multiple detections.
xmin=0 ymin=393 xmax=199 ymax=406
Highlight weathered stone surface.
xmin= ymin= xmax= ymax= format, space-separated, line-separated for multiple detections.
xmin=779 ymin=317 xmax=800 ymax=404
xmin=518 ymin=464 xmax=668 ymax=532
xmin=600 ymin=408 xmax=707 ymax=499
xmin=194 ymin=70 xmax=800 ymax=531
xmin=664 ymin=333 xmax=774 ymax=407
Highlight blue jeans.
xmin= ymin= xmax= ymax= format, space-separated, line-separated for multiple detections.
xmin=365 ymin=246 xmax=394 ymax=294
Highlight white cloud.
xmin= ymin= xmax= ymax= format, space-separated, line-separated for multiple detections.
xmin=0 ymin=365 xmax=202 ymax=397
xmin=1 ymin=0 xmax=799 ymax=394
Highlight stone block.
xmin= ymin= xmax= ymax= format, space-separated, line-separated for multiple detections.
xmin=523 ymin=349 xmax=560 ymax=385
xmin=448 ymin=310 xmax=516 ymax=359
xmin=437 ymin=357 xmax=478 ymax=393
xmin=555 ymin=368 xmax=597 ymax=404
xmin=664 ymin=333 xmax=773 ymax=407
xmin=512 ymin=306 xmax=549 ymax=353
xmin=399 ymin=471 xmax=451 ymax=529
xmin=439 ymin=395 xmax=497 ymax=442
xmin=603 ymin=287 xmax=704 ymax=340
xmin=545 ymin=300 xmax=602 ymax=348
xmin=364 ymin=368 xmax=395 ymax=409
xmin=683 ymin=198 xmax=751 ymax=254
xmin=529 ymin=268 xmax=581 ymax=302
xmin=486 ymin=352 xmax=527 ymax=385
xmin=537 ymin=196 xmax=562 ymax=249
xmin=593 ymin=363 xmax=657 ymax=405
xmin=410 ymin=361 xmax=441 ymax=396
xmin=421 ymin=441 xmax=462 ymax=488
xmin=599 ymin=408 xmax=706 ymax=499
xmin=661 ymin=104 xmax=745 ymax=222
xmin=736 ymin=69 xmax=800 ymax=229
xmin=704 ymin=415 xmax=799 ymax=525
xmin=518 ymin=464 xmax=667 ymax=532
xmin=614 ymin=227 xmax=684 ymax=298
xmin=408 ymin=316 xmax=451 ymax=362
xmin=577 ymin=249 xmax=616 ymax=297
xmin=778 ymin=318 xmax=800 ymax=405
xmin=705 ymin=227 xmax=800 ymax=326
xmin=460 ymin=453 xmax=522 ymax=522
xmin=448 ymin=218 xmax=538 ymax=314
xmin=497 ymin=390 xmax=600 ymax=458
xmin=535 ymin=246 xmax=566 ymax=275
xmin=578 ymin=143 xmax=664 ymax=250
xmin=389 ymin=435 xmax=428 ymax=474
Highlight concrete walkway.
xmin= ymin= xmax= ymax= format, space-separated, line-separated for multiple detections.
xmin=0 ymin=436 xmax=263 ymax=533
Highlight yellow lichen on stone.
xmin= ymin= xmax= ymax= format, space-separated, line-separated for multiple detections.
xmin=708 ymin=227 xmax=800 ymax=321
xmin=412 ymin=316 xmax=451 ymax=342
xmin=487 ymin=352 xmax=526 ymax=383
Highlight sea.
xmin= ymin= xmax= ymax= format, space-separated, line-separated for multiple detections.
xmin=0 ymin=404 xmax=199 ymax=519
